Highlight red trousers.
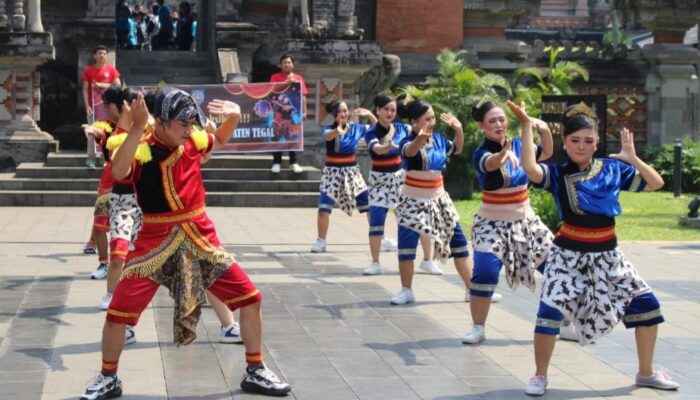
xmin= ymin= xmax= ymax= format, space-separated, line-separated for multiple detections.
xmin=106 ymin=261 xmax=261 ymax=325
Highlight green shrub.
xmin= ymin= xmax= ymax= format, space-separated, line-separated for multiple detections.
xmin=645 ymin=140 xmax=700 ymax=194
xmin=396 ymin=50 xmax=512 ymax=199
xmin=529 ymin=188 xmax=561 ymax=231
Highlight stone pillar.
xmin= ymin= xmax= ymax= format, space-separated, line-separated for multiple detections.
xmin=0 ymin=1 xmax=8 ymax=30
xmin=574 ymin=0 xmax=588 ymax=17
xmin=462 ymin=0 xmax=540 ymax=71
xmin=0 ymin=2 xmax=57 ymax=171
xmin=619 ymin=1 xmax=700 ymax=145
xmin=27 ymin=0 xmax=44 ymax=33
xmin=643 ymin=46 xmax=699 ymax=146
xmin=12 ymin=0 xmax=25 ymax=31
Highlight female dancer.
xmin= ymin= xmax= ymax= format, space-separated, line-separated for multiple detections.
xmin=511 ymin=100 xmax=679 ymax=395
xmin=391 ymin=99 xmax=471 ymax=305
xmin=362 ymin=95 xmax=437 ymax=275
xmin=462 ymin=100 xmax=553 ymax=344
xmin=310 ymin=100 xmax=377 ymax=252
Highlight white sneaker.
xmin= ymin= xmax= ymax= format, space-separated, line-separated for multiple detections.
xmin=464 ymin=291 xmax=502 ymax=303
xmin=310 ymin=238 xmax=327 ymax=253
xmin=125 ymin=325 xmax=136 ymax=345
xmin=220 ymin=322 xmax=244 ymax=343
xmin=83 ymin=242 xmax=97 ymax=254
xmin=418 ymin=259 xmax=443 ymax=275
xmin=635 ymin=370 xmax=680 ymax=390
xmin=524 ymin=375 xmax=548 ymax=396
xmin=241 ymin=364 xmax=292 ymax=396
xmin=461 ymin=324 xmax=486 ymax=344
xmin=270 ymin=164 xmax=281 ymax=173
xmin=558 ymin=322 xmax=578 ymax=342
xmin=380 ymin=236 xmax=398 ymax=252
xmin=99 ymin=292 xmax=113 ymax=310
xmin=90 ymin=263 xmax=108 ymax=280
xmin=362 ymin=262 xmax=382 ymax=275
xmin=80 ymin=373 xmax=122 ymax=400
xmin=290 ymin=163 xmax=303 ymax=174
xmin=390 ymin=287 xmax=415 ymax=305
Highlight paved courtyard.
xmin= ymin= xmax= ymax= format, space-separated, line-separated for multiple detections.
xmin=0 ymin=207 xmax=699 ymax=400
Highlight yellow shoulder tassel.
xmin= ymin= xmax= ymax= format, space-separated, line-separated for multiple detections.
xmin=134 ymin=143 xmax=152 ymax=164
xmin=106 ymin=133 xmax=127 ymax=151
xmin=91 ymin=121 xmax=113 ymax=134
xmin=190 ymin=128 xmax=209 ymax=151
xmin=108 ymin=135 xmax=152 ymax=164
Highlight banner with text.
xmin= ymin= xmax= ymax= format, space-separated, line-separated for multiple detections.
xmin=139 ymin=82 xmax=304 ymax=153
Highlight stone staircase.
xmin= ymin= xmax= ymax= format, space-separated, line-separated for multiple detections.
xmin=116 ymin=51 xmax=220 ymax=86
xmin=0 ymin=152 xmax=320 ymax=207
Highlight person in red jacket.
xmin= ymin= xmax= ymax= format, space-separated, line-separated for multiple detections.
xmin=268 ymin=54 xmax=307 ymax=174
xmin=81 ymin=45 xmax=121 ymax=169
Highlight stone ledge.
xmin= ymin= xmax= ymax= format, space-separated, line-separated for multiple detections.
xmin=0 ymin=32 xmax=54 ymax=60
xmin=678 ymin=216 xmax=700 ymax=229
xmin=282 ymin=39 xmax=383 ymax=66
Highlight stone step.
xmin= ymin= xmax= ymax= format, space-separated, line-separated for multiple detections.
xmin=116 ymin=50 xmax=212 ymax=62
xmin=15 ymin=164 xmax=322 ymax=180
xmin=124 ymin=75 xmax=219 ymax=85
xmin=0 ymin=190 xmax=317 ymax=207
xmin=47 ymin=152 xmax=304 ymax=169
xmin=0 ymin=178 xmax=320 ymax=192
xmin=117 ymin=57 xmax=212 ymax=68
xmin=124 ymin=66 xmax=217 ymax=77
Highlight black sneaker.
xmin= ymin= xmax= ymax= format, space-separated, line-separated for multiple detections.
xmin=240 ymin=365 xmax=291 ymax=396
xmin=80 ymin=373 xmax=122 ymax=400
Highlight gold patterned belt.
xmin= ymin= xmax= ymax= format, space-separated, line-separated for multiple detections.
xmin=143 ymin=204 xmax=206 ymax=224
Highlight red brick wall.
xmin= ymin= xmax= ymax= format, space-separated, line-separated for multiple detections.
xmin=376 ymin=0 xmax=463 ymax=54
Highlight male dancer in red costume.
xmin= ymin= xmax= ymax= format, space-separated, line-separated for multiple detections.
xmin=80 ymin=88 xmax=291 ymax=399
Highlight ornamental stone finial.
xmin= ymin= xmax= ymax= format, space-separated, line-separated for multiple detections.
xmin=0 ymin=1 xmax=8 ymax=29
xmin=27 ymin=0 xmax=44 ymax=33
xmin=12 ymin=0 xmax=25 ymax=31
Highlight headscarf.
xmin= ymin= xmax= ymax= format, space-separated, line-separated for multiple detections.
xmin=154 ymin=87 xmax=207 ymax=127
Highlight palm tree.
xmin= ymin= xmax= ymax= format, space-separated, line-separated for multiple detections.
xmin=512 ymin=47 xmax=590 ymax=117
xmin=396 ymin=49 xmax=512 ymax=198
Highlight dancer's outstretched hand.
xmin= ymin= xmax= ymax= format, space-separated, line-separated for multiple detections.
xmin=352 ymin=107 xmax=373 ymax=118
xmin=506 ymin=100 xmax=530 ymax=124
xmin=123 ymin=93 xmax=148 ymax=132
xmin=440 ymin=113 xmax=462 ymax=131
xmin=207 ymin=99 xmax=241 ymax=117
xmin=529 ymin=117 xmax=548 ymax=133
xmin=609 ymin=128 xmax=638 ymax=163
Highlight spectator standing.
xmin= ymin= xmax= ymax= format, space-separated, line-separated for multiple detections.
xmin=171 ymin=10 xmax=180 ymax=50
xmin=153 ymin=0 xmax=172 ymax=50
xmin=176 ymin=2 xmax=194 ymax=51
xmin=268 ymin=54 xmax=307 ymax=174
xmin=81 ymin=45 xmax=121 ymax=168
xmin=146 ymin=4 xmax=161 ymax=50
xmin=191 ymin=11 xmax=198 ymax=51
xmin=115 ymin=0 xmax=131 ymax=50
xmin=134 ymin=10 xmax=148 ymax=49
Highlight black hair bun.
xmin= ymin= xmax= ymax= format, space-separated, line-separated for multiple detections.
xmin=373 ymin=95 xmax=395 ymax=109
xmin=397 ymin=99 xmax=430 ymax=121
xmin=325 ymin=99 xmax=343 ymax=116
xmin=471 ymin=101 xmax=497 ymax=122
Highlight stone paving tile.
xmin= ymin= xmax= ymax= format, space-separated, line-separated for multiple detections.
xmin=0 ymin=207 xmax=698 ymax=399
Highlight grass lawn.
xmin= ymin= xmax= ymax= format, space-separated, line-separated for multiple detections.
xmin=454 ymin=191 xmax=700 ymax=241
